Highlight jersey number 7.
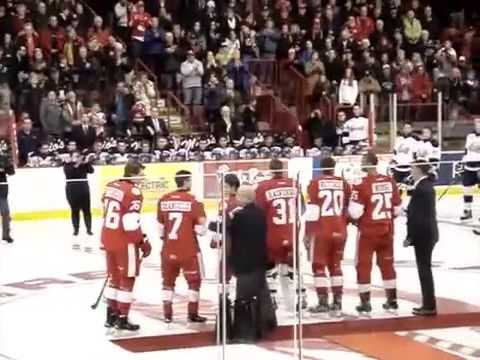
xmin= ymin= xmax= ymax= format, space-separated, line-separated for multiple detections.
xmin=167 ymin=212 xmax=183 ymax=240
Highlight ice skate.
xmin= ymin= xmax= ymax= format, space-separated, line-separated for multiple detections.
xmin=188 ymin=314 xmax=207 ymax=323
xmin=104 ymin=307 xmax=118 ymax=328
xmin=308 ymin=296 xmax=329 ymax=314
xmin=356 ymin=301 xmax=372 ymax=315
xmin=115 ymin=316 xmax=140 ymax=331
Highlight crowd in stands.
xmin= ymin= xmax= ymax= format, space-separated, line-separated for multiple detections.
xmin=0 ymin=0 xmax=479 ymax=167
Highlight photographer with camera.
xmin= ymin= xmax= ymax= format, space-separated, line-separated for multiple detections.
xmin=64 ymin=151 xmax=95 ymax=249
xmin=0 ymin=148 xmax=14 ymax=243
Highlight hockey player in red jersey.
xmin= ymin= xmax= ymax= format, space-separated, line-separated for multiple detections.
xmin=101 ymin=159 xmax=152 ymax=331
xmin=305 ymin=157 xmax=351 ymax=314
xmin=348 ymin=152 xmax=402 ymax=314
xmin=255 ymin=159 xmax=306 ymax=309
xmin=157 ymin=170 xmax=208 ymax=323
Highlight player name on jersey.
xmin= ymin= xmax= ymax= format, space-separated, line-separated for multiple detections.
xmin=160 ymin=201 xmax=192 ymax=212
xmin=372 ymin=182 xmax=393 ymax=194
xmin=104 ymin=186 xmax=125 ymax=202
xmin=265 ymin=187 xmax=297 ymax=201
xmin=319 ymin=180 xmax=344 ymax=190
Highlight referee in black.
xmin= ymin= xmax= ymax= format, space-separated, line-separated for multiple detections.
xmin=406 ymin=160 xmax=439 ymax=316
xmin=64 ymin=151 xmax=94 ymax=240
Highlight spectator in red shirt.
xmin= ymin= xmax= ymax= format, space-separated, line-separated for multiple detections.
xmin=412 ymin=64 xmax=433 ymax=102
xmin=39 ymin=16 xmax=66 ymax=59
xmin=129 ymin=1 xmax=152 ymax=58
xmin=396 ymin=64 xmax=414 ymax=121
xmin=16 ymin=23 xmax=39 ymax=60
xmin=356 ymin=5 xmax=375 ymax=41
xmin=12 ymin=3 xmax=29 ymax=35
xmin=87 ymin=16 xmax=111 ymax=49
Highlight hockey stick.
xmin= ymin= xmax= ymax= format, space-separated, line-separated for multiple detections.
xmin=436 ymin=183 xmax=453 ymax=202
xmin=91 ymin=276 xmax=109 ymax=310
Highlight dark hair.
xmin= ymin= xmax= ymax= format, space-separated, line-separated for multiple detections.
xmin=412 ymin=160 xmax=431 ymax=176
xmin=363 ymin=151 xmax=378 ymax=166
xmin=175 ymin=170 xmax=192 ymax=188
xmin=321 ymin=156 xmax=336 ymax=174
xmin=270 ymin=158 xmax=284 ymax=178
xmin=224 ymin=173 xmax=240 ymax=190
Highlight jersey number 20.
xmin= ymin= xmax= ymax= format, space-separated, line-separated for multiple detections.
xmin=319 ymin=190 xmax=344 ymax=216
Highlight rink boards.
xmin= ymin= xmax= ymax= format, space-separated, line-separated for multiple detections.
xmin=8 ymin=151 xmax=467 ymax=221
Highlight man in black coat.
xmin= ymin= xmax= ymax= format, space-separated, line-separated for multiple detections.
xmin=70 ymin=114 xmax=96 ymax=150
xmin=406 ymin=160 xmax=439 ymax=316
xmin=229 ymin=185 xmax=276 ymax=342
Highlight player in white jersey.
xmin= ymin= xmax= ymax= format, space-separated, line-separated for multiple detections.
xmin=343 ymin=105 xmax=369 ymax=150
xmin=461 ymin=118 xmax=480 ymax=221
xmin=391 ymin=123 xmax=419 ymax=184
xmin=416 ymin=127 xmax=441 ymax=170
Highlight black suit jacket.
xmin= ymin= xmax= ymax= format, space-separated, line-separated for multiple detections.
xmin=230 ymin=203 xmax=268 ymax=275
xmin=70 ymin=125 xmax=97 ymax=150
xmin=407 ymin=177 xmax=439 ymax=246
xmin=144 ymin=116 xmax=169 ymax=139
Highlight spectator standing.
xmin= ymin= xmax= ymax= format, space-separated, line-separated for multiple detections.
xmin=161 ymin=32 xmax=181 ymax=90
xmin=338 ymin=67 xmax=358 ymax=106
xmin=62 ymin=91 xmax=84 ymax=130
xmin=144 ymin=17 xmax=165 ymax=78
xmin=396 ymin=65 xmax=414 ymax=122
xmin=403 ymin=9 xmax=422 ymax=55
xmin=87 ymin=16 xmax=110 ymax=49
xmin=40 ymin=91 xmax=65 ymax=137
xmin=39 ymin=16 xmax=65 ymax=59
xmin=111 ymin=82 xmax=134 ymax=135
xmin=114 ymin=0 xmax=130 ymax=44
xmin=356 ymin=5 xmax=375 ymax=41
xmin=17 ymin=117 xmax=39 ymax=167
xmin=359 ymin=70 xmax=381 ymax=99
xmin=412 ymin=65 xmax=433 ymax=102
xmin=324 ymin=49 xmax=344 ymax=83
xmin=71 ymin=113 xmax=96 ymax=150
xmin=34 ymin=2 xmax=49 ymax=31
xmin=129 ymin=1 xmax=152 ymax=59
xmin=16 ymin=23 xmax=40 ymax=60
xmin=259 ymin=19 xmax=280 ymax=59
xmin=180 ymin=50 xmax=204 ymax=106
xmin=226 ymin=51 xmax=250 ymax=95
xmin=304 ymin=51 xmax=325 ymax=98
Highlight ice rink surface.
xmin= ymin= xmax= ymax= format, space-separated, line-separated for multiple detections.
xmin=1 ymin=194 xmax=480 ymax=360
